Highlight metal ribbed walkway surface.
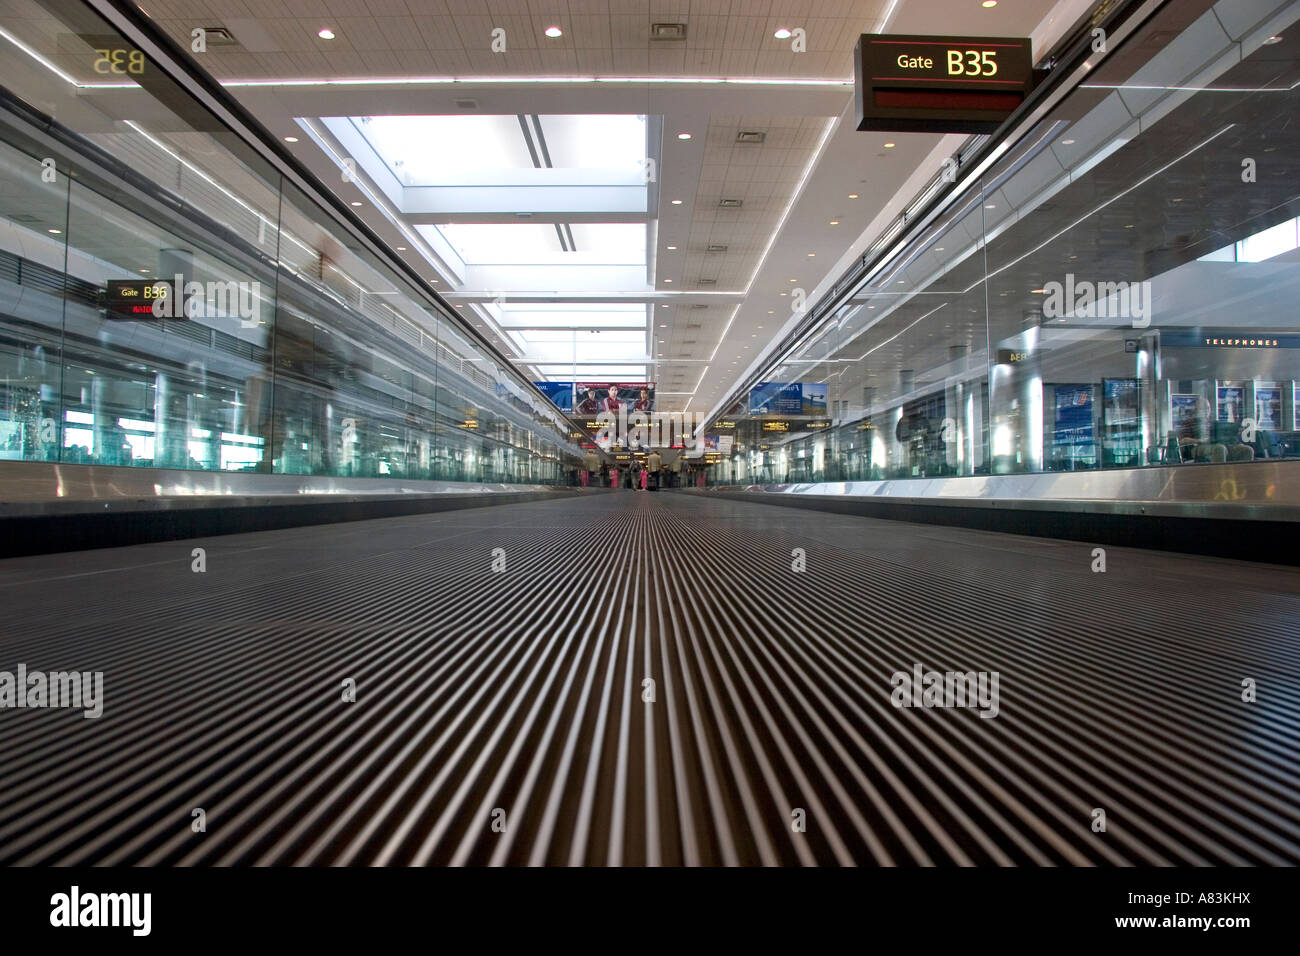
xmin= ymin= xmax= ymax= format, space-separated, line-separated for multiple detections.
xmin=1 ymin=491 xmax=1298 ymax=866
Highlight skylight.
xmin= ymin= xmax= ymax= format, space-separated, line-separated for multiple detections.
xmin=352 ymin=114 xmax=647 ymax=185
xmin=432 ymin=223 xmax=646 ymax=265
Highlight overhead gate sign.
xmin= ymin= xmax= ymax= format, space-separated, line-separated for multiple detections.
xmin=854 ymin=34 xmax=1035 ymax=134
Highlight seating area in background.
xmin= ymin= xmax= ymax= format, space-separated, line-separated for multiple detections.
xmin=1158 ymin=423 xmax=1299 ymax=465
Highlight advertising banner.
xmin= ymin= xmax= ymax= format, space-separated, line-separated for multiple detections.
xmin=1256 ymin=386 xmax=1281 ymax=429
xmin=574 ymin=382 xmax=655 ymax=416
xmin=533 ymin=381 xmax=574 ymax=412
xmin=749 ymin=382 xmax=828 ymax=416
xmin=1053 ymin=385 xmax=1094 ymax=446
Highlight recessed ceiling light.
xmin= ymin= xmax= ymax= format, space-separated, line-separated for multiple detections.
xmin=671 ymin=199 xmax=683 ymax=205
xmin=317 ymin=28 xmax=335 ymax=39
xmin=350 ymin=201 xmax=362 ymax=206
xmin=139 ymin=268 xmax=149 ymax=273
xmin=677 ymin=132 xmax=692 ymax=140
xmin=883 ymin=142 xmax=896 ymax=148
xmin=1264 ymin=35 xmax=1284 ymax=44
xmin=982 ymin=1 xmax=997 ymax=7
xmin=1031 ymin=288 xmax=1046 ymax=294
xmin=774 ymin=28 xmax=792 ymax=39
xmin=936 ymin=247 xmax=944 ymax=251
xmin=455 ymin=304 xmax=463 ymax=308
xmin=664 ymin=279 xmax=672 ymax=283
xmin=284 ymin=135 xmax=298 ymax=143
xmin=848 ymin=193 xmax=859 ymax=199
xmin=767 ymin=311 xmax=774 ymax=314
xmin=395 ymin=246 xmax=406 ymax=251
xmin=544 ymin=26 xmax=563 ymax=38
xmin=984 ymin=203 xmax=996 ymax=209
xmin=48 ymin=228 xmax=61 ymax=234
xmin=829 ymin=220 xmax=840 ymax=225
xmin=807 ymin=253 xmax=815 ymax=257
xmin=666 ymin=245 xmax=677 ymax=250
xmin=789 ymin=278 xmax=797 ymax=282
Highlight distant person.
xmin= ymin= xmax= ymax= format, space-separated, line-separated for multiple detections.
xmin=1178 ymin=397 xmax=1212 ymax=458
xmin=602 ymin=386 xmax=622 ymax=415
xmin=647 ymin=449 xmax=662 ymax=490
xmin=581 ymin=448 xmax=599 ymax=487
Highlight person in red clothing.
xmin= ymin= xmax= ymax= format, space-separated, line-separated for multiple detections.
xmin=632 ymin=387 xmax=652 ymax=413
xmin=602 ymin=386 xmax=622 ymax=415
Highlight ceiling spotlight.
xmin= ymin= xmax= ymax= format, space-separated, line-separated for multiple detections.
xmin=774 ymin=28 xmax=792 ymax=39
xmin=848 ymin=193 xmax=859 ymax=199
xmin=982 ymin=1 xmax=997 ymax=7
xmin=1062 ymin=138 xmax=1076 ymax=145
xmin=883 ymin=142 xmax=896 ymax=148
xmin=666 ymin=245 xmax=677 ymax=250
xmin=807 ymin=253 xmax=815 ymax=257
xmin=317 ymin=28 xmax=335 ymax=39
xmin=664 ymin=278 xmax=672 ymax=283
xmin=677 ymin=132 xmax=692 ymax=140
xmin=284 ymin=135 xmax=299 ymax=143
xmin=544 ymin=26 xmax=563 ymax=38
xmin=48 ymin=228 xmax=61 ymax=234
xmin=829 ymin=220 xmax=840 ymax=225
xmin=1264 ymin=35 xmax=1284 ymax=44
xmin=670 ymin=199 xmax=683 ymax=205
xmin=350 ymin=201 xmax=362 ymax=206
xmin=395 ymin=246 xmax=406 ymax=251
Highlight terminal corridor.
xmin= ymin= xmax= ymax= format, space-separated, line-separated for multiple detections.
xmin=2 ymin=492 xmax=1297 ymax=867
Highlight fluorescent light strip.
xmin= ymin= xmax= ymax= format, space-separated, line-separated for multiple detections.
xmin=682 ymin=365 xmax=710 ymax=412
xmin=122 ymin=121 xmax=316 ymax=261
xmin=706 ymin=306 xmax=742 ymax=363
xmin=740 ymin=117 xmax=839 ymax=297
xmin=0 ymin=27 xmax=139 ymax=88
xmin=225 ymin=75 xmax=852 ymax=88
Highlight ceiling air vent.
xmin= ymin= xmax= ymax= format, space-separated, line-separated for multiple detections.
xmin=718 ymin=198 xmax=743 ymax=208
xmin=199 ymin=26 xmax=238 ymax=46
xmin=650 ymin=23 xmax=688 ymax=40
xmin=736 ymin=130 xmax=766 ymax=144
xmin=697 ymin=278 xmax=717 ymax=286
xmin=706 ymin=243 xmax=728 ymax=253
xmin=691 ymin=304 xmax=709 ymax=310
xmin=455 ymin=98 xmax=479 ymax=110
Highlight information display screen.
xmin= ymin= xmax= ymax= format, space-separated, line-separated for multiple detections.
xmin=855 ymin=34 xmax=1034 ymax=133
